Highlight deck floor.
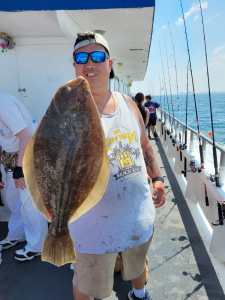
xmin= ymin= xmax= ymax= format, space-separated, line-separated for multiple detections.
xmin=0 ymin=138 xmax=224 ymax=300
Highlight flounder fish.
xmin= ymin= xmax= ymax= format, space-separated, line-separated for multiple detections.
xmin=23 ymin=76 xmax=109 ymax=266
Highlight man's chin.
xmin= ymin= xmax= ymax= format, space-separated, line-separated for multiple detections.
xmin=84 ymin=76 xmax=98 ymax=86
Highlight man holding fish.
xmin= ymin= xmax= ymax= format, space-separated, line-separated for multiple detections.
xmin=69 ymin=32 xmax=166 ymax=300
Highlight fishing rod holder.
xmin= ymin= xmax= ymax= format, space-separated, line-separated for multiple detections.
xmin=212 ymin=203 xmax=225 ymax=226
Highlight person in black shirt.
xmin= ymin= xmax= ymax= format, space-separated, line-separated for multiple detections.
xmin=134 ymin=93 xmax=149 ymax=127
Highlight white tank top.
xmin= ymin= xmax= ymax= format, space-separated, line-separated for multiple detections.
xmin=69 ymin=92 xmax=155 ymax=254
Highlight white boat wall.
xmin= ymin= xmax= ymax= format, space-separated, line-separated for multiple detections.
xmin=0 ymin=0 xmax=155 ymax=122
xmin=156 ymin=110 xmax=225 ymax=291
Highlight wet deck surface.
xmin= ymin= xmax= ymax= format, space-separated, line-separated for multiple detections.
xmin=0 ymin=137 xmax=225 ymax=300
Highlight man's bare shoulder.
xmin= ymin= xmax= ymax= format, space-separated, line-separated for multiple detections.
xmin=122 ymin=94 xmax=139 ymax=112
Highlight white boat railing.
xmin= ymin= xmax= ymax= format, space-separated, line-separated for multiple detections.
xmin=156 ymin=108 xmax=225 ymax=264
xmin=158 ymin=109 xmax=225 ymax=184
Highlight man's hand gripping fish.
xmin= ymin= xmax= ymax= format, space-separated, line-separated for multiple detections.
xmin=23 ymin=77 xmax=109 ymax=266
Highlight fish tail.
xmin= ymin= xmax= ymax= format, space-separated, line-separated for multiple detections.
xmin=41 ymin=227 xmax=75 ymax=267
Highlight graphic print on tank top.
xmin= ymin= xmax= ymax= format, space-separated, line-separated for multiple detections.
xmin=105 ymin=128 xmax=142 ymax=180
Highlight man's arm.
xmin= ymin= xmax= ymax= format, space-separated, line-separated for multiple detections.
xmin=141 ymin=136 xmax=161 ymax=178
xmin=14 ymin=128 xmax=32 ymax=189
xmin=0 ymin=169 xmax=4 ymax=190
xmin=125 ymin=96 xmax=166 ymax=208
xmin=141 ymin=132 xmax=166 ymax=208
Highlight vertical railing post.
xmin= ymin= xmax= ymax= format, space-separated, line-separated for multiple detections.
xmin=202 ymin=139 xmax=207 ymax=164
xmin=219 ymin=151 xmax=225 ymax=185
xmin=189 ymin=131 xmax=194 ymax=153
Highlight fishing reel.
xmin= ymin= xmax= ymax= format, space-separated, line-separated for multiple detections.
xmin=188 ymin=157 xmax=201 ymax=173
xmin=172 ymin=138 xmax=176 ymax=146
xmin=168 ymin=134 xmax=176 ymax=146
xmin=208 ymin=173 xmax=221 ymax=186
xmin=166 ymin=129 xmax=171 ymax=136
xmin=179 ymin=143 xmax=187 ymax=151
xmin=189 ymin=159 xmax=197 ymax=173
xmin=209 ymin=174 xmax=216 ymax=183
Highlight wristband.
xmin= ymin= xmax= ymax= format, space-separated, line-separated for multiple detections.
xmin=152 ymin=176 xmax=164 ymax=183
xmin=13 ymin=166 xmax=24 ymax=179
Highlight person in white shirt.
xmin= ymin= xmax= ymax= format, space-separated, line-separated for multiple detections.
xmin=69 ymin=32 xmax=166 ymax=300
xmin=0 ymin=91 xmax=48 ymax=261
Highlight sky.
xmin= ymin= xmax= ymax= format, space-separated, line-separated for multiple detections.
xmin=131 ymin=0 xmax=225 ymax=96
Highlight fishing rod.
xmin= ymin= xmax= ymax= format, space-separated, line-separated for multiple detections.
xmin=158 ymin=78 xmax=165 ymax=137
xmin=161 ymin=78 xmax=171 ymax=140
xmin=159 ymin=77 xmax=163 ymax=120
xmin=168 ymin=22 xmax=180 ymax=108
xmin=197 ymin=0 xmax=223 ymax=225
xmin=167 ymin=23 xmax=181 ymax=144
xmin=185 ymin=61 xmax=189 ymax=147
xmin=182 ymin=61 xmax=190 ymax=177
xmin=163 ymin=91 xmax=166 ymax=119
xmin=160 ymin=77 xmax=167 ymax=126
xmin=198 ymin=0 xmax=219 ymax=183
xmin=176 ymin=62 xmax=189 ymax=167
xmin=164 ymin=40 xmax=175 ymax=131
xmin=159 ymin=42 xmax=172 ymax=133
xmin=179 ymin=0 xmax=204 ymax=169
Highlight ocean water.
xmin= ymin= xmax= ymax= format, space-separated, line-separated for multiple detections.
xmin=155 ymin=92 xmax=225 ymax=146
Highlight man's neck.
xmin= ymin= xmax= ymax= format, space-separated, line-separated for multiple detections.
xmin=91 ymin=88 xmax=113 ymax=114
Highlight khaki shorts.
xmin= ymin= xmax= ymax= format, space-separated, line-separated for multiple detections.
xmin=72 ymin=238 xmax=152 ymax=299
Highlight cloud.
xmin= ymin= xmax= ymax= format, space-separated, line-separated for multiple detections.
xmin=209 ymin=45 xmax=225 ymax=91
xmin=210 ymin=44 xmax=225 ymax=69
xmin=213 ymin=44 xmax=225 ymax=56
xmin=161 ymin=25 xmax=168 ymax=31
xmin=205 ymin=13 xmax=222 ymax=25
xmin=194 ymin=15 xmax=200 ymax=22
xmin=176 ymin=1 xmax=208 ymax=26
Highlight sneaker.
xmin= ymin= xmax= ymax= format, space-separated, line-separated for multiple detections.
xmin=128 ymin=290 xmax=152 ymax=300
xmin=0 ymin=239 xmax=22 ymax=250
xmin=14 ymin=248 xmax=41 ymax=261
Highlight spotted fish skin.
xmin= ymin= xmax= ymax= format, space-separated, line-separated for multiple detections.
xmin=26 ymin=77 xmax=108 ymax=266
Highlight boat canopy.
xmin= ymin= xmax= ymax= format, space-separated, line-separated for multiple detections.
xmin=0 ymin=1 xmax=155 ymax=82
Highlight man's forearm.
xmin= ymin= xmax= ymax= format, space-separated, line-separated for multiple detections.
xmin=143 ymin=140 xmax=162 ymax=179
xmin=142 ymin=137 xmax=166 ymax=208
xmin=16 ymin=128 xmax=32 ymax=167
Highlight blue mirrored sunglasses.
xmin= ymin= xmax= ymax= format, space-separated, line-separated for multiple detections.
xmin=73 ymin=51 xmax=109 ymax=64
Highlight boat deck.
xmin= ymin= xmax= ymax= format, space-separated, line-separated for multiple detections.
xmin=0 ymin=138 xmax=225 ymax=300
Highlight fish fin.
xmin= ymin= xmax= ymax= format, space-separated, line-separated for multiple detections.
xmin=23 ymin=137 xmax=51 ymax=221
xmin=41 ymin=227 xmax=75 ymax=267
